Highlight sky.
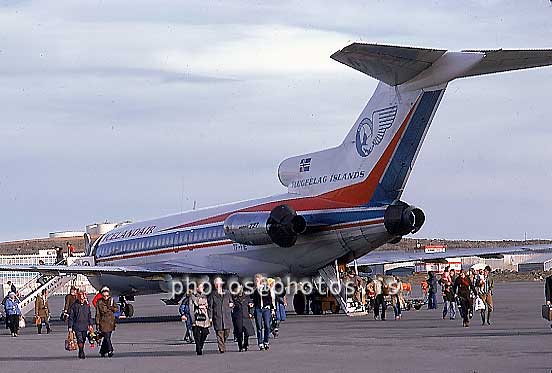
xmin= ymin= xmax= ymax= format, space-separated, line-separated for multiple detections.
xmin=1 ymin=0 xmax=552 ymax=241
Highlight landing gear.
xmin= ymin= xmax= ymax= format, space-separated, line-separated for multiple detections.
xmin=118 ymin=296 xmax=135 ymax=318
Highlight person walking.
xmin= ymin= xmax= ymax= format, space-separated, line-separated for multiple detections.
xmin=95 ymin=286 xmax=118 ymax=357
xmin=209 ymin=277 xmax=234 ymax=354
xmin=63 ymin=286 xmax=78 ymax=321
xmin=5 ymin=292 xmax=21 ymax=337
xmin=34 ymin=289 xmax=51 ymax=334
xmin=453 ymin=270 xmax=477 ymax=327
xmin=274 ymin=279 xmax=287 ymax=333
xmin=371 ymin=277 xmax=386 ymax=321
xmin=476 ymin=266 xmax=494 ymax=325
xmin=189 ymin=282 xmax=211 ymax=356
xmin=252 ymin=274 xmax=274 ymax=350
xmin=66 ymin=242 xmax=76 ymax=257
xmin=179 ymin=289 xmax=194 ymax=343
xmin=68 ymin=291 xmax=94 ymax=359
xmin=427 ymin=272 xmax=438 ymax=310
xmin=390 ymin=276 xmax=403 ymax=320
xmin=231 ymin=284 xmax=255 ymax=352
xmin=55 ymin=246 xmax=65 ymax=264
xmin=440 ymin=268 xmax=456 ymax=320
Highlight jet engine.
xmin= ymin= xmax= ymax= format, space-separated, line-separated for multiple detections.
xmin=384 ymin=202 xmax=425 ymax=236
xmin=224 ymin=204 xmax=307 ymax=248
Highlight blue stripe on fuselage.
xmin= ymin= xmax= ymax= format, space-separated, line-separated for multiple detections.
xmin=367 ymin=89 xmax=444 ymax=207
xmin=94 ymin=208 xmax=384 ymax=259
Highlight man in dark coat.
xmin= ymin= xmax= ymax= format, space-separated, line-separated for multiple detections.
xmin=208 ymin=277 xmax=234 ymax=353
xmin=68 ymin=291 xmax=94 ymax=359
xmin=231 ymin=284 xmax=255 ymax=352
xmin=95 ymin=286 xmax=119 ymax=357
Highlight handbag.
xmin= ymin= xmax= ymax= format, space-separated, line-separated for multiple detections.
xmin=474 ymin=297 xmax=486 ymax=311
xmin=34 ymin=316 xmax=42 ymax=326
xmin=65 ymin=331 xmax=77 ymax=351
xmin=18 ymin=317 xmax=26 ymax=329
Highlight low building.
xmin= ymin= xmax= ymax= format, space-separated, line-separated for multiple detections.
xmin=518 ymin=254 xmax=552 ymax=273
xmin=0 ymin=249 xmax=95 ymax=297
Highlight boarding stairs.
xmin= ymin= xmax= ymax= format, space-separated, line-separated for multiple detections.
xmin=16 ymin=265 xmax=77 ymax=317
xmin=318 ymin=261 xmax=367 ymax=316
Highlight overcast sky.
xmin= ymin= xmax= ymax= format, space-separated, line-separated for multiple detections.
xmin=1 ymin=1 xmax=552 ymax=241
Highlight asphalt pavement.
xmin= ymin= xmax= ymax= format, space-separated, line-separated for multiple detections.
xmin=1 ymin=282 xmax=551 ymax=373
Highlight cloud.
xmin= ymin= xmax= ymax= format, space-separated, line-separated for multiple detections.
xmin=0 ymin=1 xmax=552 ymax=241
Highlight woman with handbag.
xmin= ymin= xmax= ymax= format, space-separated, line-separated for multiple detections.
xmin=68 ymin=291 xmax=94 ymax=359
xmin=5 ymin=291 xmax=21 ymax=337
xmin=95 ymin=286 xmax=119 ymax=358
xmin=34 ymin=289 xmax=51 ymax=334
xmin=189 ymin=282 xmax=211 ymax=356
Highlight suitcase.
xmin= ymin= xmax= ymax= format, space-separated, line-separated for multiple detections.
xmin=542 ymin=304 xmax=552 ymax=321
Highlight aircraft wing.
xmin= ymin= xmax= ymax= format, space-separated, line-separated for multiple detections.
xmin=354 ymin=245 xmax=552 ymax=266
xmin=0 ymin=263 xmax=231 ymax=277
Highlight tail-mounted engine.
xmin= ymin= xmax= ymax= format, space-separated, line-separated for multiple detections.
xmin=224 ymin=204 xmax=307 ymax=248
xmin=384 ymin=201 xmax=425 ymax=236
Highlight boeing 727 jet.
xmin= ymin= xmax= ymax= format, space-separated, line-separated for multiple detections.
xmin=3 ymin=43 xmax=552 ymax=309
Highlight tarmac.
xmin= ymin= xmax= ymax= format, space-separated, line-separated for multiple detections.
xmin=1 ymin=281 xmax=551 ymax=373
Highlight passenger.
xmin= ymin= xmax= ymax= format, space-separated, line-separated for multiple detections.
xmin=68 ymin=291 xmax=94 ymax=359
xmin=189 ymin=282 xmax=211 ymax=356
xmin=477 ymin=266 xmax=494 ymax=325
xmin=453 ymin=270 xmax=477 ymax=327
xmin=92 ymin=291 xmax=103 ymax=307
xmin=208 ymin=277 xmax=233 ymax=354
xmin=95 ymin=286 xmax=118 ymax=358
xmin=179 ymin=289 xmax=194 ymax=343
xmin=274 ymin=278 xmax=287 ymax=330
xmin=55 ymin=246 xmax=64 ymax=264
xmin=34 ymin=289 xmax=51 ymax=334
xmin=67 ymin=241 xmax=76 ymax=257
xmin=427 ymin=272 xmax=438 ymax=310
xmin=391 ymin=276 xmax=403 ymax=320
xmin=372 ymin=277 xmax=386 ymax=321
xmin=231 ymin=283 xmax=255 ymax=352
xmin=252 ymin=274 xmax=274 ymax=350
xmin=63 ymin=286 xmax=78 ymax=321
xmin=6 ymin=281 xmax=17 ymax=295
xmin=267 ymin=278 xmax=280 ymax=338
xmin=5 ymin=292 xmax=21 ymax=337
xmin=440 ymin=267 xmax=456 ymax=320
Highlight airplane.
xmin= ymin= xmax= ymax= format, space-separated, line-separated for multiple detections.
xmin=3 ymin=43 xmax=552 ymax=315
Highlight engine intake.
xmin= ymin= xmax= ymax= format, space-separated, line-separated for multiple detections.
xmin=384 ymin=202 xmax=425 ymax=236
xmin=224 ymin=204 xmax=306 ymax=248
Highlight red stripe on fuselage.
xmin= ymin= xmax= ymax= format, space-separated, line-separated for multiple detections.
xmin=162 ymin=97 xmax=419 ymax=232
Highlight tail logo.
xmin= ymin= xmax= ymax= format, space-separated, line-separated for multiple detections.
xmin=355 ymin=105 xmax=398 ymax=157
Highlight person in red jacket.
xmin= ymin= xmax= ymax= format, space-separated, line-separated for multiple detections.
xmin=66 ymin=242 xmax=76 ymax=257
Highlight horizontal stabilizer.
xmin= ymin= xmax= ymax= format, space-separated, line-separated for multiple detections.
xmin=459 ymin=49 xmax=552 ymax=78
xmin=331 ymin=43 xmax=552 ymax=87
xmin=330 ymin=43 xmax=446 ymax=86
